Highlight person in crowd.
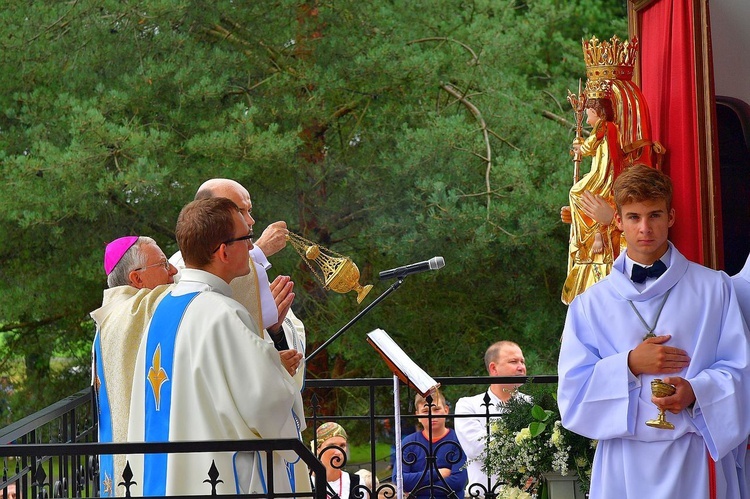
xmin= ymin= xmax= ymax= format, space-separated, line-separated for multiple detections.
xmin=454 ymin=341 xmax=530 ymax=495
xmin=558 ymin=164 xmax=750 ymax=498
xmin=2 ymin=481 xmax=16 ymax=499
xmin=388 ymin=417 xmax=418 ymax=473
xmin=90 ymin=235 xmax=177 ymax=496
xmin=354 ymin=469 xmax=380 ymax=499
xmin=169 ymin=178 xmax=306 ymax=389
xmin=396 ymin=389 xmax=467 ymax=499
xmin=126 ymin=197 xmax=305 ymax=496
xmin=314 ymin=422 xmax=361 ymax=499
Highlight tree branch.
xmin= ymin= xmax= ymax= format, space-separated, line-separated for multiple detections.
xmin=408 ymin=37 xmax=480 ymax=66
xmin=0 ymin=315 xmax=66 ymax=333
xmin=440 ymin=83 xmax=494 ymax=219
xmin=487 ymin=129 xmax=522 ymax=152
xmin=540 ymin=110 xmax=590 ymax=137
xmin=26 ymin=0 xmax=79 ymax=43
xmin=109 ymin=194 xmax=175 ymax=240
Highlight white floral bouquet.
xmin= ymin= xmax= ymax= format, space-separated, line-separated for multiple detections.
xmin=496 ymin=485 xmax=533 ymax=499
xmin=479 ymin=392 xmax=595 ymax=497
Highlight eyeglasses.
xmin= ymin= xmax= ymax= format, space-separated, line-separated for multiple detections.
xmin=212 ymin=234 xmax=253 ymax=253
xmin=134 ymin=259 xmax=170 ymax=272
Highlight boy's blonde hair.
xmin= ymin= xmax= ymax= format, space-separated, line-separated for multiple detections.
xmin=614 ymin=164 xmax=673 ymax=212
xmin=414 ymin=388 xmax=446 ymax=411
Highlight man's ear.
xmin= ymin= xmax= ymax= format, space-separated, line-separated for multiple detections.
xmin=614 ymin=211 xmax=623 ymax=232
xmin=668 ymin=208 xmax=676 ymax=228
xmin=128 ymin=270 xmax=144 ymax=289
xmin=215 ymin=244 xmax=231 ymax=264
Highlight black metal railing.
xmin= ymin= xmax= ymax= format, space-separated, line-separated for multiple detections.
xmin=0 ymin=375 xmax=558 ymax=498
xmin=1 ymin=389 xmax=97 ymax=499
xmin=1 ymin=440 xmax=325 ymax=499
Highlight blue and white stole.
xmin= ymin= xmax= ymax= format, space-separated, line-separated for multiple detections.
xmin=142 ymin=291 xmax=199 ymax=496
xmin=93 ymin=330 xmax=115 ymax=496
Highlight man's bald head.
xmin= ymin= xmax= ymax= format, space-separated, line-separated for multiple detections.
xmin=195 ymin=178 xmax=248 ymax=200
xmin=195 ymin=178 xmax=254 ymax=228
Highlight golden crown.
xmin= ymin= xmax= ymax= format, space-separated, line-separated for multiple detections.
xmin=582 ymin=35 xmax=638 ymax=98
xmin=584 ymin=79 xmax=611 ymax=100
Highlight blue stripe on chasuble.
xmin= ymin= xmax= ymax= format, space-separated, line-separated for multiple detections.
xmin=93 ymin=332 xmax=115 ymax=496
xmin=143 ymin=292 xmax=199 ymax=497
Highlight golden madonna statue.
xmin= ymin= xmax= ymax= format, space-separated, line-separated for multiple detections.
xmin=561 ymin=81 xmax=623 ymax=305
xmin=561 ymin=36 xmax=665 ymax=305
xmin=583 ymin=36 xmax=665 ymax=170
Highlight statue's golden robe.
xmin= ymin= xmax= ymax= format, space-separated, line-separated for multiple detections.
xmin=562 ymin=119 xmax=623 ymax=305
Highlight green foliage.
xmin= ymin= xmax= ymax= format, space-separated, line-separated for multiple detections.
xmin=0 ymin=0 xmax=627 ymax=419
xmin=347 ymin=442 xmax=391 ymax=465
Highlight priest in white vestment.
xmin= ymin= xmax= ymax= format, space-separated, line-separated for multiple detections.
xmin=91 ymin=236 xmax=177 ymax=496
xmin=558 ymin=165 xmax=750 ymax=498
xmin=127 ymin=197 xmax=306 ymax=496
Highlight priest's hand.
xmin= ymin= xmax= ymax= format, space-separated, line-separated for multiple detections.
xmin=270 ymin=275 xmax=295 ymax=333
xmin=627 ymin=335 xmax=690 ymax=376
xmin=279 ymin=350 xmax=303 ymax=376
xmin=255 ymin=221 xmax=289 ymax=257
xmin=653 ymin=376 xmax=696 ymax=414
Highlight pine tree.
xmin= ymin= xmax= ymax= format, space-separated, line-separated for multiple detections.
xmin=0 ymin=0 xmax=627 ymax=418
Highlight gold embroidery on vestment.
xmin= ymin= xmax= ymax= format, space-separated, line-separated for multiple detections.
xmin=147 ymin=344 xmax=169 ymax=411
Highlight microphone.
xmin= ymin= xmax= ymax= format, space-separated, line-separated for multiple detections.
xmin=378 ymin=257 xmax=445 ymax=280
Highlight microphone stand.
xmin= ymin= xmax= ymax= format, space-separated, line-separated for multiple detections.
xmin=305 ymin=276 xmax=406 ymax=363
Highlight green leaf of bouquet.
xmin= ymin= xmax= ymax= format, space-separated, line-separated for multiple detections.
xmin=531 ymin=404 xmax=548 ymax=421
xmin=529 ymin=421 xmax=547 ymax=437
xmin=540 ymin=480 xmax=550 ymax=499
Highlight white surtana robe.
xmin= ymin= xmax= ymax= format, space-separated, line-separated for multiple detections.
xmin=126 ymin=269 xmax=306 ymax=496
xmin=170 ymin=247 xmax=307 ymax=391
xmin=90 ymin=283 xmax=173 ymax=496
xmin=558 ymin=243 xmax=750 ymax=499
xmin=730 ymin=257 xmax=750 ymax=497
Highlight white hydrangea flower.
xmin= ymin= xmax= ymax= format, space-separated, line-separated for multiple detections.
xmin=514 ymin=427 xmax=531 ymax=445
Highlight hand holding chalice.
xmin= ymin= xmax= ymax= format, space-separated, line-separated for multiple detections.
xmin=645 ymin=378 xmax=676 ymax=430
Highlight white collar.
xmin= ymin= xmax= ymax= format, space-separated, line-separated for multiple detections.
xmin=624 ymin=247 xmax=672 ymax=292
xmin=173 ymin=268 xmax=233 ymax=298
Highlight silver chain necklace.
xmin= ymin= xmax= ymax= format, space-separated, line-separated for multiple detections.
xmin=628 ymin=289 xmax=673 ymax=341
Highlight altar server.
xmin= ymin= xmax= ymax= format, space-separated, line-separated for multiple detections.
xmin=731 ymin=257 xmax=750 ymax=497
xmin=558 ymin=164 xmax=750 ymax=498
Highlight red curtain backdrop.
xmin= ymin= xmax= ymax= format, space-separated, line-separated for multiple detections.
xmin=637 ymin=0 xmax=703 ymax=264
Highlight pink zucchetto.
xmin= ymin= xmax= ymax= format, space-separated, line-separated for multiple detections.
xmin=104 ymin=236 xmax=139 ymax=275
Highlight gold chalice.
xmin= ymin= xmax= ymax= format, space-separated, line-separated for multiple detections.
xmin=645 ymin=378 xmax=676 ymax=430
xmin=287 ymin=232 xmax=373 ymax=304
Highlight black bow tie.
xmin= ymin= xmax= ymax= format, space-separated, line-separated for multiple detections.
xmin=631 ymin=260 xmax=667 ymax=283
